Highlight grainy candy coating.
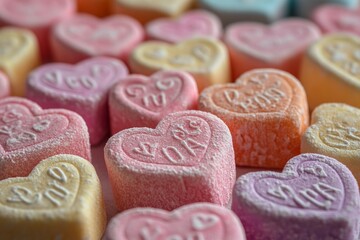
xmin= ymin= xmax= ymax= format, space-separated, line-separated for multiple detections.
xmin=232 ymin=153 xmax=360 ymax=240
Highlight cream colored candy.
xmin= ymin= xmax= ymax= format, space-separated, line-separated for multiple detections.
xmin=0 ymin=154 xmax=106 ymax=240
xmin=302 ymin=103 xmax=360 ymax=186
xmin=0 ymin=27 xmax=40 ymax=96
xmin=129 ymin=38 xmax=231 ymax=92
xmin=112 ymin=0 xmax=195 ymax=24
xmin=300 ymin=34 xmax=360 ymax=110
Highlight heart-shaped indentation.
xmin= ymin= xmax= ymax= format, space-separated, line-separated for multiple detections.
xmin=131 ymin=38 xmax=222 ymax=72
xmin=205 ymin=69 xmax=300 ymax=114
xmin=225 ymin=19 xmax=321 ymax=62
xmin=0 ymin=0 xmax=73 ymax=25
xmin=0 ymin=154 xmax=106 ymax=240
xmin=309 ymin=34 xmax=360 ymax=88
xmin=122 ymin=115 xmax=211 ymax=166
xmin=54 ymin=14 xmax=143 ymax=56
xmin=233 ymin=153 xmax=360 ymax=239
xmin=313 ymin=5 xmax=360 ymax=36
xmin=146 ymin=10 xmax=222 ymax=43
xmin=0 ymin=104 xmax=68 ymax=153
xmin=28 ymin=57 xmax=128 ymax=96
xmin=103 ymin=203 xmax=246 ymax=240
xmin=0 ymin=28 xmax=27 ymax=60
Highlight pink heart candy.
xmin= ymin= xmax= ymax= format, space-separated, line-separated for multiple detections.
xmin=26 ymin=57 xmax=129 ymax=145
xmin=232 ymin=153 xmax=360 ymax=240
xmin=0 ymin=97 xmax=91 ymax=180
xmin=51 ymin=14 xmax=144 ymax=64
xmin=109 ymin=70 xmax=198 ymax=134
xmin=146 ymin=10 xmax=222 ymax=43
xmin=225 ymin=18 xmax=321 ymax=78
xmin=102 ymin=203 xmax=246 ymax=240
xmin=105 ymin=110 xmax=235 ymax=211
xmin=313 ymin=5 xmax=360 ymax=36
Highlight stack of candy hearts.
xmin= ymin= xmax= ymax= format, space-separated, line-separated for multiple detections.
xmin=0 ymin=0 xmax=358 ymax=239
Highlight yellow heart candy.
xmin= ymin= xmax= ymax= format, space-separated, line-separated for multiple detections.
xmin=0 ymin=28 xmax=40 ymax=96
xmin=302 ymin=103 xmax=360 ymax=186
xmin=130 ymin=38 xmax=231 ymax=92
xmin=300 ymin=34 xmax=360 ymax=110
xmin=0 ymin=154 xmax=106 ymax=240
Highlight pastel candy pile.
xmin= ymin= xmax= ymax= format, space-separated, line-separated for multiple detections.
xmin=199 ymin=0 xmax=289 ymax=26
xmin=300 ymin=33 xmax=360 ymax=110
xmin=199 ymin=69 xmax=309 ymax=168
xmin=26 ymin=57 xmax=129 ymax=145
xmin=0 ymin=72 xmax=10 ymax=99
xmin=302 ymin=103 xmax=360 ymax=186
xmin=225 ymin=18 xmax=321 ymax=79
xmin=146 ymin=10 xmax=222 ymax=43
xmin=293 ymin=0 xmax=359 ymax=18
xmin=109 ymin=70 xmax=198 ymax=134
xmin=0 ymin=154 xmax=106 ymax=240
xmin=103 ymin=203 xmax=246 ymax=240
xmin=0 ymin=0 xmax=75 ymax=61
xmin=232 ymin=153 xmax=360 ymax=240
xmin=129 ymin=37 xmax=231 ymax=92
xmin=51 ymin=14 xmax=144 ymax=64
xmin=112 ymin=0 xmax=195 ymax=25
xmin=0 ymin=97 xmax=91 ymax=180
xmin=0 ymin=27 xmax=40 ymax=96
xmin=104 ymin=110 xmax=235 ymax=211
xmin=313 ymin=5 xmax=360 ymax=36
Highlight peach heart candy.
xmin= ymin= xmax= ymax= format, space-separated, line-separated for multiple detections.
xmin=112 ymin=0 xmax=195 ymax=25
xmin=105 ymin=110 xmax=235 ymax=211
xmin=51 ymin=13 xmax=144 ymax=64
xmin=129 ymin=38 xmax=231 ymax=92
xmin=26 ymin=57 xmax=129 ymax=145
xmin=301 ymin=103 xmax=360 ymax=186
xmin=146 ymin=10 xmax=222 ymax=43
xmin=102 ymin=203 xmax=246 ymax=240
xmin=300 ymin=34 xmax=360 ymax=110
xmin=0 ymin=154 xmax=106 ymax=240
xmin=0 ymin=72 xmax=10 ymax=99
xmin=224 ymin=18 xmax=321 ymax=79
xmin=199 ymin=68 xmax=309 ymax=168
xmin=232 ymin=153 xmax=360 ymax=240
xmin=0 ymin=0 xmax=75 ymax=61
xmin=109 ymin=70 xmax=198 ymax=134
xmin=0 ymin=97 xmax=91 ymax=180
xmin=0 ymin=27 xmax=40 ymax=96
xmin=313 ymin=5 xmax=360 ymax=36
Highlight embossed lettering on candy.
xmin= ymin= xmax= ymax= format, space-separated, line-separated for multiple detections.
xmin=103 ymin=203 xmax=246 ymax=240
xmin=232 ymin=153 xmax=360 ymax=240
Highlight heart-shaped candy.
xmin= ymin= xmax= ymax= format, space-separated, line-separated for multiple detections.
xmin=0 ymin=154 xmax=106 ymax=239
xmin=232 ymin=153 xmax=360 ymax=240
xmin=146 ymin=10 xmax=222 ymax=43
xmin=105 ymin=110 xmax=235 ymax=211
xmin=26 ymin=57 xmax=129 ymax=145
xmin=129 ymin=38 xmax=231 ymax=92
xmin=199 ymin=0 xmax=289 ymax=26
xmin=0 ymin=27 xmax=40 ymax=96
xmin=113 ymin=0 xmax=195 ymax=24
xmin=293 ymin=0 xmax=358 ymax=18
xmin=0 ymin=72 xmax=9 ymax=99
xmin=51 ymin=14 xmax=144 ymax=64
xmin=199 ymin=68 xmax=309 ymax=168
xmin=0 ymin=0 xmax=75 ymax=60
xmin=300 ymin=34 xmax=360 ymax=110
xmin=103 ymin=203 xmax=246 ymax=240
xmin=313 ymin=5 xmax=360 ymax=36
xmin=109 ymin=70 xmax=198 ymax=134
xmin=225 ymin=18 xmax=321 ymax=78
xmin=0 ymin=97 xmax=91 ymax=180
xmin=302 ymin=103 xmax=360 ymax=186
